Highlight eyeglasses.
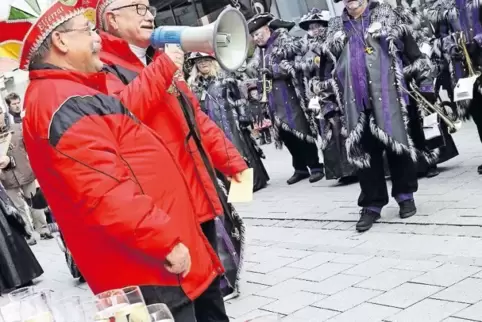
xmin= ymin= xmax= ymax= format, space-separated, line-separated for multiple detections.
xmin=58 ymin=23 xmax=98 ymax=35
xmin=111 ymin=4 xmax=157 ymax=17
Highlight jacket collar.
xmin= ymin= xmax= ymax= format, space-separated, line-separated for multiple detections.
xmin=29 ymin=63 xmax=109 ymax=93
xmin=99 ymin=31 xmax=158 ymax=72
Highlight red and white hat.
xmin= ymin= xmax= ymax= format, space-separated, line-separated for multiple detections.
xmin=95 ymin=0 xmax=117 ymax=30
xmin=19 ymin=0 xmax=96 ymax=70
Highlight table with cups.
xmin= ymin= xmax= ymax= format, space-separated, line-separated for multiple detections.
xmin=0 ymin=285 xmax=174 ymax=322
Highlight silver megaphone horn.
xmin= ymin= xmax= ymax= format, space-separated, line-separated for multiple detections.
xmin=150 ymin=7 xmax=249 ymax=72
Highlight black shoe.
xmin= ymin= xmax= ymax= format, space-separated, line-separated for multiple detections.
xmin=399 ymin=199 xmax=417 ymax=219
xmin=309 ymin=171 xmax=324 ymax=183
xmin=40 ymin=233 xmax=54 ymax=240
xmin=426 ymin=166 xmax=440 ymax=178
xmin=478 ymin=165 xmax=482 ymax=174
xmin=287 ymin=172 xmax=310 ymax=185
xmin=356 ymin=209 xmax=381 ymax=232
xmin=338 ymin=176 xmax=358 ymax=184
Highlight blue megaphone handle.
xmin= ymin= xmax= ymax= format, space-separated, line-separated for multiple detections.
xmin=150 ymin=26 xmax=188 ymax=49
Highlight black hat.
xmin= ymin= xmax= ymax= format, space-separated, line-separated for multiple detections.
xmin=298 ymin=8 xmax=331 ymax=30
xmin=269 ymin=18 xmax=296 ymax=31
xmin=247 ymin=13 xmax=275 ymax=34
xmin=187 ymin=52 xmax=215 ymax=62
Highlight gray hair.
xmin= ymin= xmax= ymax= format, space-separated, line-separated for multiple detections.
xmin=29 ymin=20 xmax=73 ymax=68
xmin=101 ymin=0 xmax=121 ymax=31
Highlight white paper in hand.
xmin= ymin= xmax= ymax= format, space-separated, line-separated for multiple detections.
xmin=423 ymin=113 xmax=441 ymax=140
xmin=454 ymin=76 xmax=478 ymax=102
xmin=308 ymin=97 xmax=321 ymax=112
xmin=420 ymin=42 xmax=432 ymax=56
xmin=228 ymin=168 xmax=253 ymax=203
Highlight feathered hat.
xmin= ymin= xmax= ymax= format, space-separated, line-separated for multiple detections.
xmin=19 ymin=0 xmax=96 ymax=70
xmin=298 ymin=8 xmax=331 ymax=31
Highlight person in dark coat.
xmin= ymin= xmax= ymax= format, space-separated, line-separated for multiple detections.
xmin=426 ymin=0 xmax=482 ymax=174
xmin=187 ymin=52 xmax=270 ymax=192
xmin=0 ymin=184 xmax=43 ymax=293
xmin=320 ymin=0 xmax=438 ymax=232
xmin=297 ymin=8 xmax=358 ymax=183
xmin=246 ymin=13 xmax=325 ymax=185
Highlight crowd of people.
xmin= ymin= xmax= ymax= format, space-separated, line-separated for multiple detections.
xmin=0 ymin=0 xmax=481 ymax=320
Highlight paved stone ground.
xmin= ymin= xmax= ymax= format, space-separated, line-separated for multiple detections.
xmin=3 ymin=122 xmax=482 ymax=322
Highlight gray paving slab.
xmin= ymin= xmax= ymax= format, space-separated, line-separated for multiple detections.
xmin=10 ymin=122 xmax=482 ymax=321
xmin=385 ymin=299 xmax=468 ymax=322
xmin=325 ymin=303 xmax=401 ymax=322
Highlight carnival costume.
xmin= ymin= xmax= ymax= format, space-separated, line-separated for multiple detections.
xmin=297 ymin=8 xmax=357 ymax=181
xmin=246 ymin=13 xmax=324 ymax=185
xmin=426 ymin=0 xmax=482 ymax=174
xmin=319 ymin=0 xmax=437 ymax=231
xmin=188 ymin=52 xmax=270 ymax=193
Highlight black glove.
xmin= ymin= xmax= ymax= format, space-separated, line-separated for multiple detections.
xmin=238 ymin=115 xmax=252 ymax=127
xmin=259 ymin=67 xmax=273 ymax=79
xmin=421 ymin=92 xmax=437 ymax=104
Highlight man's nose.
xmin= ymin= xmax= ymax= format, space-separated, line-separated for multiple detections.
xmin=144 ymin=10 xmax=154 ymax=21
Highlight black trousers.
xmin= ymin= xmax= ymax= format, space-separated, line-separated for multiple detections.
xmin=469 ymin=100 xmax=482 ymax=143
xmin=278 ymin=128 xmax=322 ymax=173
xmin=141 ymin=220 xmax=229 ymax=322
xmin=357 ymin=127 xmax=418 ymax=208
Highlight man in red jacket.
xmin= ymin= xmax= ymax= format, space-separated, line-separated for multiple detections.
xmin=95 ymin=0 xmax=248 ymax=319
xmin=20 ymin=1 xmax=229 ymax=321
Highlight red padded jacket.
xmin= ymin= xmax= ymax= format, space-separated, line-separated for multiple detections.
xmin=99 ymin=32 xmax=248 ymax=223
xmin=22 ymin=61 xmax=223 ymax=303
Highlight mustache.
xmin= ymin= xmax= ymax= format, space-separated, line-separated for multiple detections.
xmin=92 ymin=42 xmax=102 ymax=54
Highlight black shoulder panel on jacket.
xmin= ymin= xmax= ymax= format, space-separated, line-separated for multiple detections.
xmin=48 ymin=94 xmax=136 ymax=147
xmin=104 ymin=64 xmax=139 ymax=85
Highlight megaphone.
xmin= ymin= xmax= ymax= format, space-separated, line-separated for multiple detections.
xmin=150 ymin=7 xmax=249 ymax=72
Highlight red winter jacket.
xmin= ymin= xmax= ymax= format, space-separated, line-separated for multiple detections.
xmin=99 ymin=32 xmax=248 ymax=223
xmin=22 ymin=61 xmax=222 ymax=305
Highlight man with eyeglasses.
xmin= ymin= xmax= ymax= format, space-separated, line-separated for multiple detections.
xmin=95 ymin=0 xmax=247 ymax=321
xmin=20 ymin=1 xmax=229 ymax=321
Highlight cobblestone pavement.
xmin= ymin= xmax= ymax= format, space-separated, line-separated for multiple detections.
xmin=3 ymin=122 xmax=482 ymax=322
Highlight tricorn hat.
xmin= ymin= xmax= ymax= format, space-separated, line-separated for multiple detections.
xmin=20 ymin=0 xmax=95 ymax=70
xmin=269 ymin=18 xmax=296 ymax=31
xmin=247 ymin=12 xmax=275 ymax=34
xmin=298 ymin=8 xmax=331 ymax=31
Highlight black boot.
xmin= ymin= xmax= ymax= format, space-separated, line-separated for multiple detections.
xmin=356 ymin=208 xmax=381 ymax=232
xmin=426 ymin=165 xmax=440 ymax=178
xmin=287 ymin=172 xmax=310 ymax=185
xmin=478 ymin=165 xmax=482 ymax=174
xmin=309 ymin=171 xmax=324 ymax=183
xmin=338 ymin=176 xmax=358 ymax=184
xmin=399 ymin=199 xmax=417 ymax=219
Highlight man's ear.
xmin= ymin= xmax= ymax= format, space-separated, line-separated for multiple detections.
xmin=105 ymin=12 xmax=118 ymax=31
xmin=51 ymin=31 xmax=69 ymax=54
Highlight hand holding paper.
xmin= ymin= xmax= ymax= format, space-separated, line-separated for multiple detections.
xmin=228 ymin=168 xmax=254 ymax=203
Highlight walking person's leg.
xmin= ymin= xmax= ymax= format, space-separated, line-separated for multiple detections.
xmin=21 ymin=182 xmax=52 ymax=239
xmin=5 ymin=187 xmax=36 ymax=244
